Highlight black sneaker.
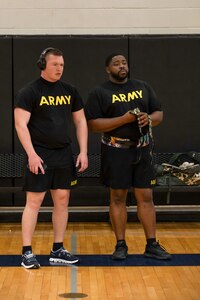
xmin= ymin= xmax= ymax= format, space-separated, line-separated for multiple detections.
xmin=21 ymin=251 xmax=40 ymax=269
xmin=144 ymin=241 xmax=172 ymax=260
xmin=49 ymin=247 xmax=79 ymax=264
xmin=112 ymin=241 xmax=128 ymax=260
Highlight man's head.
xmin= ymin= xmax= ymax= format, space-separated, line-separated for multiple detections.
xmin=37 ymin=47 xmax=64 ymax=82
xmin=105 ymin=53 xmax=129 ymax=83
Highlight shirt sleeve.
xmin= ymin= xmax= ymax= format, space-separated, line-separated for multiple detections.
xmin=14 ymin=86 xmax=36 ymax=112
xmin=71 ymin=87 xmax=84 ymax=112
xmin=144 ymin=82 xmax=162 ymax=113
xmin=85 ymin=88 xmax=104 ymax=120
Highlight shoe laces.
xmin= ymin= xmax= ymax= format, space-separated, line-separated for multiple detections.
xmin=153 ymin=241 xmax=167 ymax=251
xmin=60 ymin=248 xmax=70 ymax=254
xmin=23 ymin=251 xmax=37 ymax=261
xmin=55 ymin=247 xmax=71 ymax=256
xmin=23 ymin=251 xmax=34 ymax=258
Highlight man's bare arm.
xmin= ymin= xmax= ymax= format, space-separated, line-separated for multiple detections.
xmin=14 ymin=107 xmax=45 ymax=174
xmin=88 ymin=111 xmax=137 ymax=133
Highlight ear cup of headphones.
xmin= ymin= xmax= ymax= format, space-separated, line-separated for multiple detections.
xmin=37 ymin=55 xmax=46 ymax=70
xmin=37 ymin=47 xmax=55 ymax=70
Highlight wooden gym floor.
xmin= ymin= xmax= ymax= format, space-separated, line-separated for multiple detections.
xmin=0 ymin=221 xmax=200 ymax=300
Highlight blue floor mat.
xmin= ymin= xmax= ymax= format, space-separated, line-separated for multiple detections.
xmin=0 ymin=254 xmax=200 ymax=267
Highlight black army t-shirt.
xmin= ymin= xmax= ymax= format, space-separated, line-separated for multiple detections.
xmin=15 ymin=77 xmax=84 ymax=167
xmin=85 ymin=79 xmax=162 ymax=141
xmin=15 ymin=77 xmax=83 ymax=148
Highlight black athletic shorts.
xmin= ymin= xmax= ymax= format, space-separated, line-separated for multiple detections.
xmin=23 ymin=144 xmax=77 ymax=192
xmin=101 ymin=143 xmax=156 ymax=189
xmin=23 ymin=164 xmax=77 ymax=192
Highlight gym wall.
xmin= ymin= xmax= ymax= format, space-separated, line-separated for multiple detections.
xmin=0 ymin=34 xmax=200 ymax=209
xmin=0 ymin=1 xmax=199 ymax=35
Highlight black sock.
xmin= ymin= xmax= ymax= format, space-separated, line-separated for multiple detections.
xmin=146 ymin=238 xmax=156 ymax=246
xmin=117 ymin=239 xmax=126 ymax=245
xmin=53 ymin=242 xmax=63 ymax=251
xmin=22 ymin=246 xmax=32 ymax=254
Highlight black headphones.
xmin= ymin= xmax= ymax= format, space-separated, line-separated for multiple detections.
xmin=37 ymin=47 xmax=55 ymax=70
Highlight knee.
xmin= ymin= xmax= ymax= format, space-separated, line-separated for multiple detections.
xmin=54 ymin=196 xmax=69 ymax=210
xmin=51 ymin=190 xmax=70 ymax=210
xmin=137 ymin=196 xmax=154 ymax=207
xmin=26 ymin=192 xmax=45 ymax=211
xmin=26 ymin=199 xmax=42 ymax=211
xmin=110 ymin=193 xmax=126 ymax=206
xmin=135 ymin=189 xmax=153 ymax=205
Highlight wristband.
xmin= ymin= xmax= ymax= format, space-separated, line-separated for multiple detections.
xmin=129 ymin=107 xmax=140 ymax=116
xmin=148 ymin=115 xmax=152 ymax=125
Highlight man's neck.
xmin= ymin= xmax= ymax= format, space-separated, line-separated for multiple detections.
xmin=109 ymin=78 xmax=128 ymax=85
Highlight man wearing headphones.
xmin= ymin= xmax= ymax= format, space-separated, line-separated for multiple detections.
xmin=14 ymin=48 xmax=88 ymax=269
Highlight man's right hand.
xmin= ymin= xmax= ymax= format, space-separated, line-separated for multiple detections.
xmin=27 ymin=154 xmax=45 ymax=175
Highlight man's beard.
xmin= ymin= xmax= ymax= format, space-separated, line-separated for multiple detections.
xmin=111 ymin=70 xmax=128 ymax=82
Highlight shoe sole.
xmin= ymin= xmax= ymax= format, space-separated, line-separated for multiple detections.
xmin=144 ymin=253 xmax=172 ymax=260
xmin=49 ymin=258 xmax=79 ymax=264
xmin=112 ymin=256 xmax=127 ymax=260
xmin=21 ymin=262 xmax=40 ymax=269
xmin=112 ymin=252 xmax=128 ymax=260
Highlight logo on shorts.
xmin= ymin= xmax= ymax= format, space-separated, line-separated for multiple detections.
xmin=71 ymin=180 xmax=77 ymax=186
xmin=151 ymin=179 xmax=156 ymax=186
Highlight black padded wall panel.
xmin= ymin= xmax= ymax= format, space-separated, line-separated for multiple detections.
xmin=129 ymin=35 xmax=200 ymax=152
xmin=0 ymin=37 xmax=13 ymax=205
xmin=0 ymin=37 xmax=13 ymax=152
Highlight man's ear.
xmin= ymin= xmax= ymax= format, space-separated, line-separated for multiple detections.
xmin=106 ymin=66 xmax=110 ymax=74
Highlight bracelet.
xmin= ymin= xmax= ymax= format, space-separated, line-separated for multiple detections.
xmin=148 ymin=115 xmax=152 ymax=125
xmin=129 ymin=107 xmax=140 ymax=116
